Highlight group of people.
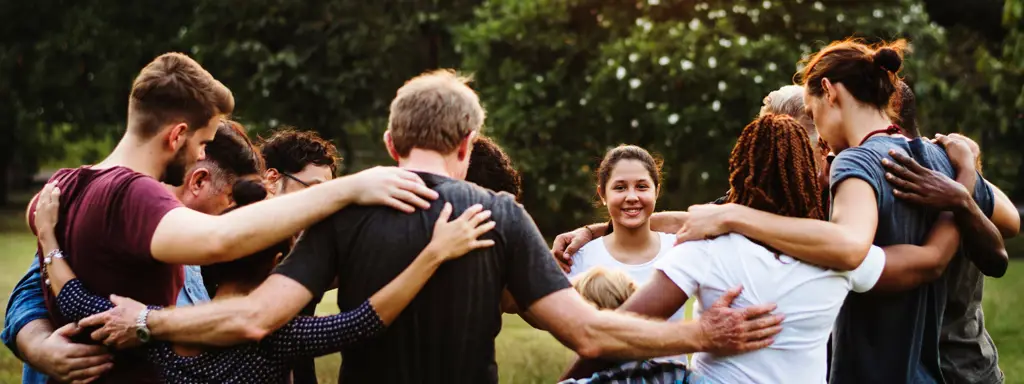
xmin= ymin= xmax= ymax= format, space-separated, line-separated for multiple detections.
xmin=0 ymin=35 xmax=1017 ymax=384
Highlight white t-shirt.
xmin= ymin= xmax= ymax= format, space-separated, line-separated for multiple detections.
xmin=656 ymin=233 xmax=886 ymax=384
xmin=568 ymin=232 xmax=685 ymax=321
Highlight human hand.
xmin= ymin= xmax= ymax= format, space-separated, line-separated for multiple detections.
xmin=551 ymin=227 xmax=594 ymax=273
xmin=674 ymin=204 xmax=734 ymax=245
xmin=345 ymin=166 xmax=440 ymax=213
xmin=78 ymin=295 xmax=148 ymax=349
xmin=33 ymin=183 xmax=61 ymax=240
xmin=882 ymin=150 xmax=973 ymax=211
xmin=933 ymin=133 xmax=980 ymax=177
xmin=30 ymin=323 xmax=113 ymax=384
xmin=696 ymin=285 xmax=784 ymax=356
xmin=424 ymin=203 xmax=496 ymax=261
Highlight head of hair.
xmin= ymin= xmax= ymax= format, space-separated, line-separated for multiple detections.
xmin=201 ymin=192 xmax=289 ymax=292
xmin=596 ymin=145 xmax=662 ymax=199
xmin=260 ymin=128 xmax=340 ymax=175
xmin=759 ymin=85 xmax=816 ymax=143
xmin=387 ymin=69 xmax=486 ymax=157
xmin=894 ymin=81 xmax=920 ymax=138
xmin=198 ymin=120 xmax=265 ymax=186
xmin=727 ymin=114 xmax=825 ymax=224
xmin=128 ymin=53 xmax=234 ymax=138
xmin=573 ymin=267 xmax=637 ymax=310
xmin=800 ymin=38 xmax=908 ymax=118
xmin=465 ymin=136 xmax=522 ymax=200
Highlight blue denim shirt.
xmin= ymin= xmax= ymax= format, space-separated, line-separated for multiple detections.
xmin=176 ymin=265 xmax=212 ymax=307
xmin=2 ymin=257 xmax=51 ymax=384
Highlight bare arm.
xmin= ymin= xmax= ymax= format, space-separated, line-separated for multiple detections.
xmin=650 ymin=211 xmax=689 ymax=234
xmin=151 ymin=167 xmax=438 ymax=265
xmin=875 ymin=212 xmax=960 ymax=291
xmin=550 ymin=212 xmax=688 ymax=271
xmin=678 ymin=179 xmax=879 ymax=271
xmin=562 ymin=272 xmax=690 ymax=379
xmin=989 ymin=181 xmax=1019 ymax=239
xmin=525 ymin=285 xmax=781 ymax=361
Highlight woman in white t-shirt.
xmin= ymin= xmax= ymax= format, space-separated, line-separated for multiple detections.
xmin=564 ymin=115 xmax=963 ymax=383
xmin=567 ymin=145 xmax=683 ymax=321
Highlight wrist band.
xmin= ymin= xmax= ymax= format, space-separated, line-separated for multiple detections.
xmin=584 ymin=225 xmax=595 ymax=238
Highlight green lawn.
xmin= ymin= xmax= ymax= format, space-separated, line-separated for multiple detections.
xmin=0 ymin=205 xmax=1022 ymax=383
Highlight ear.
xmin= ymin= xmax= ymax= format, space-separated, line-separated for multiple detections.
xmin=596 ymin=185 xmax=606 ymax=205
xmin=167 ymin=123 xmax=190 ymax=151
xmin=264 ymin=168 xmax=280 ymax=183
xmin=383 ymin=131 xmax=400 ymax=162
xmin=187 ymin=168 xmax=210 ymax=196
xmin=821 ymin=78 xmax=838 ymax=106
xmin=456 ymin=131 xmax=478 ymax=162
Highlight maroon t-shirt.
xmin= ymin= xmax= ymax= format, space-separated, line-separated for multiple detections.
xmin=29 ymin=166 xmax=183 ymax=383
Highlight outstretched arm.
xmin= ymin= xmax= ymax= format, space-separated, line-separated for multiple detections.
xmin=550 ymin=212 xmax=688 ymax=272
xmin=151 ymin=167 xmax=439 ymax=266
xmin=676 ymin=178 xmax=879 ymax=271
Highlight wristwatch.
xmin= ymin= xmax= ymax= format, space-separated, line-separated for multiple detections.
xmin=136 ymin=308 xmax=152 ymax=344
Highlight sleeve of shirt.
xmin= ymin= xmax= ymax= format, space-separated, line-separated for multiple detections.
xmin=972 ymin=172 xmax=995 ymax=218
xmin=261 ymin=300 xmax=385 ymax=359
xmin=116 ymin=176 xmax=183 ymax=259
xmin=502 ymin=198 xmax=572 ymax=310
xmin=655 ymin=241 xmax=713 ymax=298
xmin=272 ymin=214 xmax=341 ymax=299
xmin=56 ymin=279 xmax=117 ymax=321
xmin=849 ymin=245 xmax=886 ymax=293
xmin=2 ymin=257 xmax=49 ymax=359
xmin=829 ymin=146 xmax=885 ymax=202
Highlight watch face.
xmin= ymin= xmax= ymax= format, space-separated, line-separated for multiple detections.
xmin=136 ymin=327 xmax=151 ymax=343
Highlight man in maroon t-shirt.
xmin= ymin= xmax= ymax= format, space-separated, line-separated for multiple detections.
xmin=24 ymin=53 xmax=439 ymax=383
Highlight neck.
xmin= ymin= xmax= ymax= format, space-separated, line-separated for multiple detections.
xmin=95 ymin=134 xmax=166 ymax=179
xmin=398 ymin=149 xmax=458 ymax=179
xmin=607 ymin=221 xmax=655 ymax=251
xmin=214 ymin=282 xmax=257 ymax=298
xmin=841 ymin=105 xmax=895 ymax=150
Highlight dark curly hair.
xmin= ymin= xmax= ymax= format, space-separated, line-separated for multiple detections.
xmin=465 ymin=136 xmax=522 ymax=200
xmin=260 ymin=128 xmax=341 ymax=175
xmin=203 ymin=120 xmax=265 ymax=181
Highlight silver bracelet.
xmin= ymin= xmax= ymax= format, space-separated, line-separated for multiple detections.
xmin=43 ymin=248 xmax=64 ymax=265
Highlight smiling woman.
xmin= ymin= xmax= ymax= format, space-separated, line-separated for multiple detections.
xmin=566 ymin=145 xmax=685 ymax=322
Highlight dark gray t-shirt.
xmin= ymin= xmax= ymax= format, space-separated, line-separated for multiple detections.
xmin=828 ymin=137 xmax=993 ymax=384
xmin=274 ymin=172 xmax=571 ymax=384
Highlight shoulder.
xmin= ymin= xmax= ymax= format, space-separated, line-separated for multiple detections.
xmin=657 ymin=232 xmax=677 ymax=249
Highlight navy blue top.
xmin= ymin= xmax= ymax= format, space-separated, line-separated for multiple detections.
xmin=828 ymin=137 xmax=993 ymax=384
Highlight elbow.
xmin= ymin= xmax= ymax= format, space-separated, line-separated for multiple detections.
xmin=569 ymin=316 xmax=605 ymax=360
xmin=225 ymin=302 xmax=276 ymax=342
xmin=575 ymin=339 xmax=604 ymax=360
xmin=198 ymin=236 xmax=233 ymax=265
xmin=835 ymin=239 xmax=871 ymax=271
xmin=981 ymin=250 xmax=1009 ymax=278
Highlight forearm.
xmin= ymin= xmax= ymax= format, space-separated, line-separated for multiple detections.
xmin=585 ymin=222 xmax=609 ymax=238
xmin=989 ymin=181 xmax=1020 ymax=238
xmin=727 ymin=205 xmax=868 ymax=270
xmin=37 ymin=232 xmax=74 ymax=294
xmin=650 ymin=211 xmax=688 ymax=233
xmin=15 ymin=320 xmax=54 ymax=366
xmin=56 ymin=280 xmax=116 ymax=322
xmin=574 ymin=311 xmax=703 ymax=359
xmin=367 ymin=249 xmax=444 ymax=325
xmin=156 ymin=178 xmax=356 ymax=265
xmin=876 ymin=212 xmax=959 ymax=291
xmin=953 ymin=197 xmax=1008 ymax=277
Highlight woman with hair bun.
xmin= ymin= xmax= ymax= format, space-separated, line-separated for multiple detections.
xmin=672 ymin=39 xmax=1002 ymax=383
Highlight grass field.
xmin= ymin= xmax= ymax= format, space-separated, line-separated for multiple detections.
xmin=0 ymin=203 xmax=1022 ymax=383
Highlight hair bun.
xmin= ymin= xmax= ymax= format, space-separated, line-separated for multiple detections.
xmin=873 ymin=48 xmax=902 ymax=73
xmin=232 ymin=179 xmax=268 ymax=207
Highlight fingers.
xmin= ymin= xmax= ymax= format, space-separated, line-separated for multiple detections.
xmin=396 ymin=178 xmax=439 ymax=203
xmin=742 ymin=313 xmax=785 ymax=332
xmin=892 ymin=189 xmax=925 ymax=204
xmin=383 ymin=198 xmax=417 ymax=214
xmin=90 ymin=327 xmax=111 ymax=343
xmin=436 ymin=202 xmax=453 ymax=224
xmin=884 ymin=172 xmax=919 ymax=193
xmin=456 ymin=204 xmax=484 ymax=222
xmin=40 ymin=183 xmax=55 ymax=201
xmin=471 ymin=239 xmax=497 ymax=249
xmin=744 ymin=325 xmax=783 ymax=342
xmin=740 ymin=302 xmax=778 ymax=320
xmin=470 ymin=221 xmax=497 ymax=238
xmin=565 ymin=236 xmax=588 ymax=258
xmin=66 ymin=354 xmax=113 ymax=372
xmin=67 ymin=362 xmax=113 ymax=383
xmin=55 ymin=322 xmax=82 ymax=338
xmin=885 ymin=151 xmax=927 ymax=176
xmin=551 ymin=233 xmax=572 ymax=255
xmin=65 ymin=342 xmax=110 ymax=359
xmin=711 ymin=285 xmax=743 ymax=309
xmin=391 ymin=184 xmax=432 ymax=211
xmin=393 ymin=168 xmax=428 ymax=185
xmin=78 ymin=313 xmax=106 ymax=328
xmin=737 ymin=337 xmax=776 ymax=353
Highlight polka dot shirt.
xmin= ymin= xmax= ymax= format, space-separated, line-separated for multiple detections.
xmin=58 ymin=279 xmax=384 ymax=383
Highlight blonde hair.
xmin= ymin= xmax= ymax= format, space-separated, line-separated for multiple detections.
xmin=387 ymin=69 xmax=486 ymax=157
xmin=572 ymin=267 xmax=637 ymax=310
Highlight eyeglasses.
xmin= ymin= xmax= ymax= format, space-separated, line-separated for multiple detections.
xmin=281 ymin=172 xmax=311 ymax=188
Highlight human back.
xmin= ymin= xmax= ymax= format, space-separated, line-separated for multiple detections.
xmin=665 ymin=233 xmax=883 ymax=384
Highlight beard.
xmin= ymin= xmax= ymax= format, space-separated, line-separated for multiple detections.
xmin=161 ymin=146 xmax=189 ymax=186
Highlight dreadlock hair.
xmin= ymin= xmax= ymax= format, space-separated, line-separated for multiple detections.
xmin=727 ymin=114 xmax=826 ymax=230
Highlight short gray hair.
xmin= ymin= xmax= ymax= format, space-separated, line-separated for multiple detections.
xmin=759 ymin=85 xmax=816 ymax=142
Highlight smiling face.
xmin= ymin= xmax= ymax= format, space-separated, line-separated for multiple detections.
xmin=601 ymin=159 xmax=658 ymax=231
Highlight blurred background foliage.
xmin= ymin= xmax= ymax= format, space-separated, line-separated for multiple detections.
xmin=0 ymin=0 xmax=1020 ymax=236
